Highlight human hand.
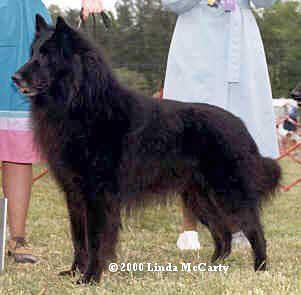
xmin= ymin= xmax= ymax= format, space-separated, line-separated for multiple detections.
xmin=81 ymin=0 xmax=104 ymax=21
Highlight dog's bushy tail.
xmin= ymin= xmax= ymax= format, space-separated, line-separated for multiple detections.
xmin=259 ymin=157 xmax=282 ymax=202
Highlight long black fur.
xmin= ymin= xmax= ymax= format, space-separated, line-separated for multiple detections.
xmin=14 ymin=15 xmax=281 ymax=284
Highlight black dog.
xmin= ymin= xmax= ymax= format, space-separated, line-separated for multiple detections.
xmin=13 ymin=15 xmax=281 ymax=284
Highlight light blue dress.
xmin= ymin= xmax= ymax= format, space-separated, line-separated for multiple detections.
xmin=162 ymin=0 xmax=279 ymax=158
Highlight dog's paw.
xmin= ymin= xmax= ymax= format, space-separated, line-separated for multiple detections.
xmin=59 ymin=268 xmax=76 ymax=277
xmin=76 ymin=272 xmax=100 ymax=285
xmin=59 ymin=260 xmax=87 ymax=277
xmin=211 ymin=251 xmax=221 ymax=263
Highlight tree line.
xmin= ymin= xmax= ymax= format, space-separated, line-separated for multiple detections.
xmin=48 ymin=0 xmax=301 ymax=97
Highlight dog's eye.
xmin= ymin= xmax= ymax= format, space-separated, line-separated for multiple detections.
xmin=40 ymin=46 xmax=49 ymax=55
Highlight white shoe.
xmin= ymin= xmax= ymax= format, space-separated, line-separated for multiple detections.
xmin=177 ymin=231 xmax=201 ymax=250
xmin=232 ymin=231 xmax=250 ymax=247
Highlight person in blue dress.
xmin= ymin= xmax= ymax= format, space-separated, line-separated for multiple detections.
xmin=162 ymin=0 xmax=279 ymax=249
xmin=0 ymin=0 xmax=51 ymax=263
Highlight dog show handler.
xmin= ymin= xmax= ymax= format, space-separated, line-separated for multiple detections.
xmin=162 ymin=0 xmax=279 ymax=249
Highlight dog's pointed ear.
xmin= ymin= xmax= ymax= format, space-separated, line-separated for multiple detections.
xmin=56 ymin=16 xmax=71 ymax=33
xmin=55 ymin=17 xmax=75 ymax=58
xmin=36 ymin=14 xmax=49 ymax=34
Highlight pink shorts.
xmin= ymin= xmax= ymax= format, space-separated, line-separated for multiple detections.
xmin=0 ymin=114 xmax=41 ymax=164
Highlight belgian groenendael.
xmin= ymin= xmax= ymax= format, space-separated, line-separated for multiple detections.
xmin=13 ymin=15 xmax=281 ymax=284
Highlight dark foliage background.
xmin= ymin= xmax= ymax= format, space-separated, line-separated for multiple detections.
xmin=48 ymin=0 xmax=301 ymax=97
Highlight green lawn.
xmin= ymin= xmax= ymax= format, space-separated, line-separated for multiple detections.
xmin=0 ymin=159 xmax=300 ymax=294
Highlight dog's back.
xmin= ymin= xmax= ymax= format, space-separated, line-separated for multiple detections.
xmin=120 ymin=95 xmax=281 ymax=211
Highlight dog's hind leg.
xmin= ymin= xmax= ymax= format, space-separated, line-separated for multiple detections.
xmin=59 ymin=193 xmax=88 ymax=277
xmin=78 ymin=195 xmax=121 ymax=284
xmin=205 ymin=217 xmax=232 ymax=262
xmin=205 ymin=221 xmax=224 ymax=262
xmin=182 ymin=191 xmax=232 ymax=262
xmin=240 ymin=207 xmax=267 ymax=271
xmin=206 ymin=194 xmax=232 ymax=261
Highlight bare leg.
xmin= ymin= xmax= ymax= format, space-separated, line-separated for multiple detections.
xmin=2 ymin=162 xmax=32 ymax=238
xmin=182 ymin=202 xmax=198 ymax=231
xmin=177 ymin=197 xmax=200 ymax=250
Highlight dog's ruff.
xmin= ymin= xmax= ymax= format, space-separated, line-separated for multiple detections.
xmin=14 ymin=16 xmax=282 ymax=284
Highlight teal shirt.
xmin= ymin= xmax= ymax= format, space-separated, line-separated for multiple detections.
xmin=0 ymin=0 xmax=51 ymax=112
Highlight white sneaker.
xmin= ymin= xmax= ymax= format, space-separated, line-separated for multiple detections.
xmin=232 ymin=231 xmax=250 ymax=247
xmin=177 ymin=231 xmax=201 ymax=250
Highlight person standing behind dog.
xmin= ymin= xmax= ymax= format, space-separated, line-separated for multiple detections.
xmin=0 ymin=0 xmax=51 ymax=263
xmin=162 ymin=0 xmax=279 ymax=249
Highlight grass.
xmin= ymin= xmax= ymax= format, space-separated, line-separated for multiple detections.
xmin=0 ymin=159 xmax=301 ymax=294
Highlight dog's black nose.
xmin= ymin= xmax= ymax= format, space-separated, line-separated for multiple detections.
xmin=12 ymin=73 xmax=22 ymax=86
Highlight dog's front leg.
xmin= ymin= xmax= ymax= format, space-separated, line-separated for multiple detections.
xmin=59 ymin=194 xmax=88 ymax=277
xmin=78 ymin=196 xmax=121 ymax=284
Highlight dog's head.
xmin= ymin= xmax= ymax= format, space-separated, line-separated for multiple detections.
xmin=13 ymin=15 xmax=93 ymax=100
xmin=290 ymin=82 xmax=301 ymax=104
